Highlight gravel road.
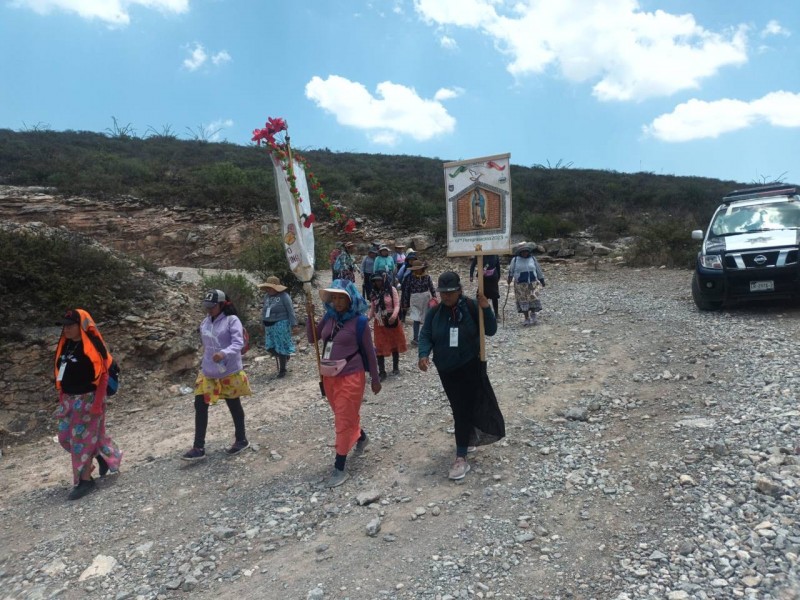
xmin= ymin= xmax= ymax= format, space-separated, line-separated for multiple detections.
xmin=2 ymin=262 xmax=800 ymax=600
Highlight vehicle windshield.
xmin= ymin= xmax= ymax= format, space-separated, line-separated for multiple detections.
xmin=709 ymin=201 xmax=800 ymax=236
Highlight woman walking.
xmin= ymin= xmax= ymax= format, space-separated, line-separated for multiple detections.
xmin=469 ymin=254 xmax=502 ymax=315
xmin=507 ymin=244 xmax=546 ymax=325
xmin=307 ymin=280 xmax=381 ymax=487
xmin=259 ymin=276 xmax=297 ymax=379
xmin=367 ymin=272 xmax=407 ymax=380
xmin=333 ymin=241 xmax=357 ymax=282
xmin=54 ymin=308 xmax=122 ymax=500
xmin=418 ymin=272 xmax=505 ymax=480
xmin=182 ymin=289 xmax=252 ymax=461
xmin=400 ymin=260 xmax=437 ymax=345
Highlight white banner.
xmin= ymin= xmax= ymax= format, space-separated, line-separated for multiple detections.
xmin=272 ymin=155 xmax=315 ymax=283
xmin=443 ymin=153 xmax=512 ymax=257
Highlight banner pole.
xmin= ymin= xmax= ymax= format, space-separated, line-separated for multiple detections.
xmin=304 ymin=282 xmax=326 ymax=397
xmin=475 ymin=244 xmax=486 ymax=362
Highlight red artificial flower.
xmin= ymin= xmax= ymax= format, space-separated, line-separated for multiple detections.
xmin=267 ymin=117 xmax=287 ymax=134
xmin=319 ymin=193 xmax=327 ymax=200
xmin=344 ymin=219 xmax=356 ymax=233
xmin=303 ymin=214 xmax=316 ymax=228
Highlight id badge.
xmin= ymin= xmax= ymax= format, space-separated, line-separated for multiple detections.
xmin=449 ymin=327 xmax=459 ymax=347
xmin=323 ymin=342 xmax=334 ymax=359
xmin=57 ymin=361 xmax=66 ymax=382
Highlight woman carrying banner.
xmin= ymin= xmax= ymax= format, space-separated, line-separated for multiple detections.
xmin=259 ymin=276 xmax=297 ymax=379
xmin=182 ymin=290 xmax=252 ymax=461
xmin=54 ymin=308 xmax=122 ymax=500
xmin=367 ymin=272 xmax=407 ymax=379
xmin=417 ymin=272 xmax=505 ymax=480
xmin=307 ymin=280 xmax=381 ymax=487
xmin=469 ymin=254 xmax=501 ymax=315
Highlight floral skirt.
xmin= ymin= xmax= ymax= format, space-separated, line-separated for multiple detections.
xmin=514 ymin=282 xmax=542 ymax=313
xmin=265 ymin=320 xmax=296 ymax=357
xmin=194 ymin=370 xmax=253 ymax=405
xmin=373 ymin=318 xmax=408 ymax=356
xmin=56 ymin=393 xmax=122 ymax=485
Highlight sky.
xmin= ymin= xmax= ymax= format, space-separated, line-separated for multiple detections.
xmin=0 ymin=0 xmax=798 ymax=184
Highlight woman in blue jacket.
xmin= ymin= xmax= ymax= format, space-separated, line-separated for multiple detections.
xmin=417 ymin=271 xmax=505 ymax=480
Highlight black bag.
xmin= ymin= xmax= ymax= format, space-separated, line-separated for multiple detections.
xmin=382 ymin=315 xmax=399 ymax=328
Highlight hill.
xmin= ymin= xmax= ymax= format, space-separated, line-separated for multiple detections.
xmin=0 ymin=128 xmax=743 ymax=244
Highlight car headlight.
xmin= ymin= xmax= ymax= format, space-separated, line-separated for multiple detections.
xmin=700 ymin=254 xmax=723 ymax=269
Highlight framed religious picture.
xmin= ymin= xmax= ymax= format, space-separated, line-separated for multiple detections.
xmin=443 ymin=153 xmax=512 ymax=257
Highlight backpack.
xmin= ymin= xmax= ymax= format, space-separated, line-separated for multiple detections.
xmin=106 ymin=360 xmax=121 ymax=396
xmin=86 ymin=331 xmax=121 ymax=397
xmin=241 ymin=327 xmax=251 ymax=355
xmin=322 ymin=314 xmax=370 ymax=371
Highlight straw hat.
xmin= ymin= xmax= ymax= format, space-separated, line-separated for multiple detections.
xmin=409 ymin=261 xmax=428 ymax=271
xmin=394 ymin=243 xmax=405 ymax=249
xmin=319 ymin=287 xmax=351 ymax=304
xmin=258 ymin=276 xmax=287 ymax=293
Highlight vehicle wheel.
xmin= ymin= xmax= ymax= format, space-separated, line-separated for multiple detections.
xmin=692 ymin=273 xmax=722 ymax=311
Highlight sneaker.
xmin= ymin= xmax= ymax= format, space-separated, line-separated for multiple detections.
xmin=326 ymin=468 xmax=349 ymax=488
xmin=448 ymin=457 xmax=470 ymax=480
xmin=467 ymin=445 xmax=478 ymax=453
xmin=355 ymin=433 xmax=369 ymax=453
xmin=67 ymin=478 xmax=96 ymax=501
xmin=277 ymin=370 xmax=287 ymax=379
xmin=181 ymin=447 xmax=207 ymax=461
xmin=225 ymin=440 xmax=250 ymax=456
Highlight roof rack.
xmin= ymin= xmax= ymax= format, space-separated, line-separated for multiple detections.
xmin=723 ymin=184 xmax=798 ymax=204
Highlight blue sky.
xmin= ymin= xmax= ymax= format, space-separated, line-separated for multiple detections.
xmin=1 ymin=0 xmax=798 ymax=183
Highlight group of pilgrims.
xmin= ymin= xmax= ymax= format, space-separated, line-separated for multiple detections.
xmin=53 ymin=241 xmax=546 ymax=499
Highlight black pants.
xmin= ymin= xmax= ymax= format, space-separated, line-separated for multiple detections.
xmin=193 ymin=395 xmax=246 ymax=449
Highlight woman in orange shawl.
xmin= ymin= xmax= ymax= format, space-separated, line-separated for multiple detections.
xmin=54 ymin=308 xmax=122 ymax=500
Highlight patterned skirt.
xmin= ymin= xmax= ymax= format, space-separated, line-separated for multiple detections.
xmin=514 ymin=282 xmax=542 ymax=313
xmin=265 ymin=319 xmax=296 ymax=357
xmin=194 ymin=370 xmax=253 ymax=405
xmin=56 ymin=393 xmax=122 ymax=485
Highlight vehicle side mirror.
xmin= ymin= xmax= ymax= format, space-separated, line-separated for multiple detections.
xmin=691 ymin=230 xmax=704 ymax=241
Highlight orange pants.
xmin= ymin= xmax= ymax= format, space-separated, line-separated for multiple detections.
xmin=322 ymin=370 xmax=366 ymax=455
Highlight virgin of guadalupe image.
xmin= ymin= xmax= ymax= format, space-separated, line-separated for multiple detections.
xmin=471 ymin=188 xmax=488 ymax=228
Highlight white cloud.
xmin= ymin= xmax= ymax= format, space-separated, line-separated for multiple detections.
xmin=434 ymin=86 xmax=463 ymax=101
xmin=305 ymin=75 xmax=457 ymax=145
xmin=413 ymin=0 xmax=749 ymax=102
xmin=761 ymin=19 xmax=790 ymax=38
xmin=440 ymin=35 xmax=458 ymax=50
xmin=211 ymin=50 xmax=231 ymax=66
xmin=9 ymin=0 xmax=189 ymax=26
xmin=643 ymin=91 xmax=800 ymax=142
xmin=182 ymin=43 xmax=207 ymax=71
xmin=182 ymin=43 xmax=230 ymax=71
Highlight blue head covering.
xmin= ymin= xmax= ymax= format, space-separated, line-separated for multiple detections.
xmin=323 ymin=279 xmax=368 ymax=324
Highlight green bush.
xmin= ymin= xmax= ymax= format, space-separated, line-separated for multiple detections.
xmin=624 ymin=219 xmax=697 ymax=268
xmin=236 ymin=232 xmax=335 ymax=298
xmin=0 ymin=228 xmax=147 ymax=326
xmin=518 ymin=213 xmax=577 ymax=240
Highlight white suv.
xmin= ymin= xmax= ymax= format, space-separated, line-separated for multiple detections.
xmin=691 ymin=184 xmax=800 ymax=310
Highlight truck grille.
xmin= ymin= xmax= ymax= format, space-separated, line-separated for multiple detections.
xmin=724 ymin=248 xmax=798 ymax=270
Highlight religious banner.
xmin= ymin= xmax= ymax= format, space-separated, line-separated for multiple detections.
xmin=271 ymin=153 xmax=315 ymax=283
xmin=443 ymin=153 xmax=512 ymax=257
